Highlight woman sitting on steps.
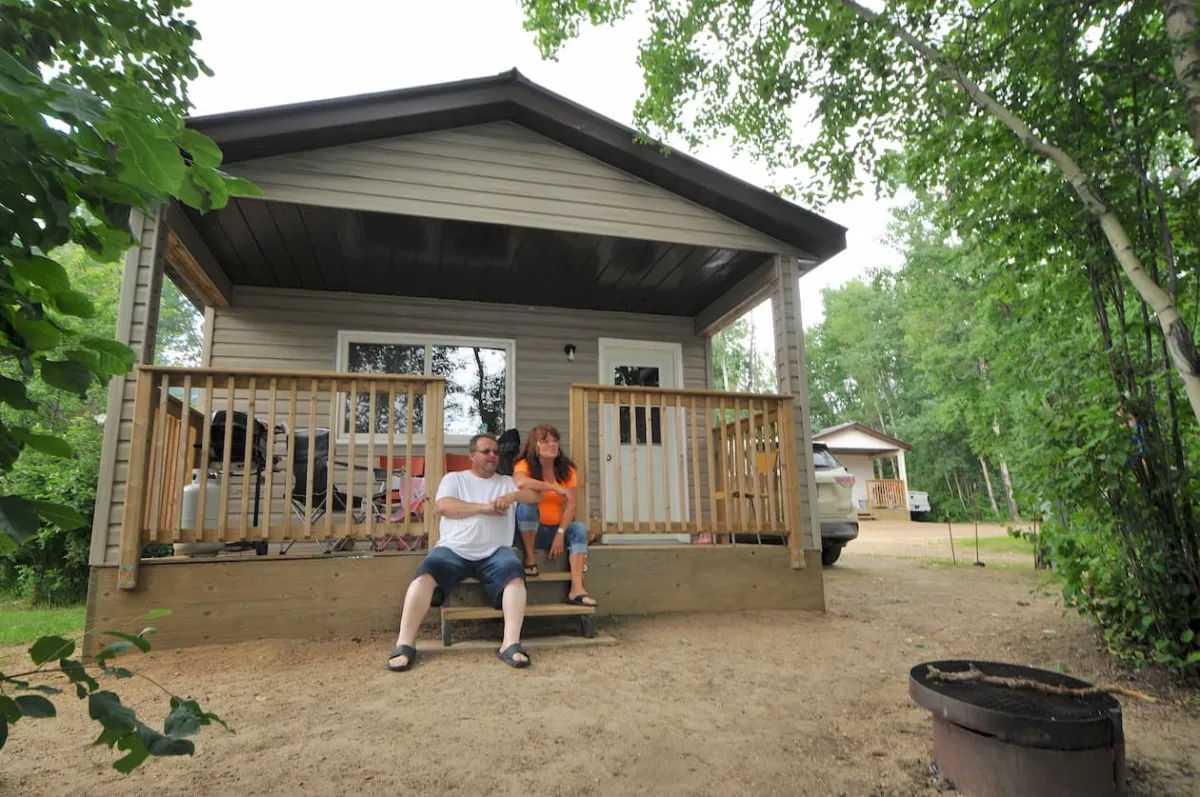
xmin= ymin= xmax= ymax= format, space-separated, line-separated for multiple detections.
xmin=512 ymin=424 xmax=597 ymax=607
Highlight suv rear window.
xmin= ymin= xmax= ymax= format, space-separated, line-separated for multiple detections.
xmin=813 ymin=446 xmax=841 ymax=469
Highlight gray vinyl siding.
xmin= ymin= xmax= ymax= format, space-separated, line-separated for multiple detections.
xmin=194 ymin=286 xmax=711 ymax=531
xmin=226 ymin=121 xmax=793 ymax=253
xmin=91 ymin=208 xmax=166 ymax=566
xmin=210 ymin=285 xmax=707 ymax=428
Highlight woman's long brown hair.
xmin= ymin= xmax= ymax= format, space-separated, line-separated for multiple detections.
xmin=518 ymin=424 xmax=575 ymax=483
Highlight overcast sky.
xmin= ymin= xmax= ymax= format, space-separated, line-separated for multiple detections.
xmin=184 ymin=0 xmax=904 ymax=333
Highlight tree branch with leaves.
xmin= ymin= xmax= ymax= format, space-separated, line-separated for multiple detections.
xmin=1 ymin=0 xmax=258 ymax=768
xmin=522 ymin=0 xmax=1200 ymax=426
xmin=0 ymin=0 xmax=260 ymax=553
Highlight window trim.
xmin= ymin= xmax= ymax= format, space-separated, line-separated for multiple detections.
xmin=334 ymin=329 xmax=517 ymax=446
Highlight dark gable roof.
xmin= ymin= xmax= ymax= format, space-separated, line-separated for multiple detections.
xmin=187 ymin=69 xmax=847 ymax=263
xmin=813 ymin=422 xmax=913 ymax=452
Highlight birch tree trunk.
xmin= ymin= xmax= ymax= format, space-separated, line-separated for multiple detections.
xmin=953 ymin=471 xmax=968 ymax=511
xmin=1166 ymin=0 xmax=1200 ymax=158
xmin=844 ymin=0 xmax=1200 ymax=427
xmin=979 ymin=456 xmax=1000 ymax=515
xmin=999 ymin=458 xmax=1020 ymax=522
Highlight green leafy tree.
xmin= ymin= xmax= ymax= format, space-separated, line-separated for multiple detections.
xmin=521 ymin=0 xmax=1200 ymax=424
xmin=1 ymin=247 xmax=203 ymax=604
xmin=523 ymin=0 xmax=1200 ymax=672
xmin=712 ymin=317 xmax=774 ymax=394
xmin=1 ymin=0 xmax=255 ymax=766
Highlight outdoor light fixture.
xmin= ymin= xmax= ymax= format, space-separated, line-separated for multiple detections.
xmin=564 ymin=344 xmax=576 ymax=361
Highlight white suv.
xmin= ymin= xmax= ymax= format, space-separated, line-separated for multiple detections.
xmin=813 ymin=443 xmax=859 ymax=566
xmin=732 ymin=443 xmax=860 ymax=567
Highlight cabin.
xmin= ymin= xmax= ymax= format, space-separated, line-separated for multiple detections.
xmin=812 ymin=423 xmax=913 ymax=522
xmin=84 ymin=70 xmax=848 ymax=650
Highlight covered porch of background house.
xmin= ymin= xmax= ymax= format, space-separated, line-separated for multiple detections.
xmin=812 ymin=423 xmax=913 ymax=522
xmin=84 ymin=71 xmax=847 ymax=650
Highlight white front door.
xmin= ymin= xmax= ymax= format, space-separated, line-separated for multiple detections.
xmin=598 ymin=338 xmax=690 ymax=545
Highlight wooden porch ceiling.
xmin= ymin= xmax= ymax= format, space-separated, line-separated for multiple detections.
xmin=182 ymin=198 xmax=772 ymax=316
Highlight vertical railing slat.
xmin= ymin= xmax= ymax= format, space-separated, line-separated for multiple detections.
xmin=345 ymin=379 xmax=357 ymax=536
xmin=674 ymin=393 xmax=686 ymax=532
xmin=424 ymin=380 xmax=445 ymax=545
xmin=385 ymin=381 xmax=396 ymax=530
xmin=629 ymin=392 xmax=641 ymax=533
xmin=217 ymin=379 xmax=235 ymax=540
xmin=196 ymin=377 xmax=213 ymax=543
xmin=263 ymin=377 xmax=278 ymax=544
xmin=764 ymin=401 xmax=778 ymax=531
xmin=239 ymin=377 xmax=256 ymax=536
xmin=704 ymin=395 xmax=717 ymax=540
xmin=325 ymin=376 xmax=338 ymax=538
xmin=716 ymin=396 xmax=730 ymax=543
xmin=689 ymin=395 xmax=702 ymax=534
xmin=147 ymin=374 xmax=171 ymax=542
xmin=304 ymin=378 xmax=317 ymax=539
xmin=580 ymin=387 xmax=591 ymax=536
xmin=171 ymin=375 xmax=193 ymax=542
xmin=403 ymin=383 xmax=414 ymax=540
xmin=613 ymin=391 xmax=623 ymax=532
xmin=366 ymin=382 xmax=376 ymax=538
xmin=658 ymin=390 xmax=670 ymax=531
xmin=283 ymin=380 xmax=297 ymax=540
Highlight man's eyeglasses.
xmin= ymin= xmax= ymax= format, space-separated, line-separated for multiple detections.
xmin=473 ymin=447 xmax=499 ymax=456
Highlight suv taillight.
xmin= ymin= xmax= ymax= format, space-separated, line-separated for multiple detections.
xmin=835 ymin=475 xmax=855 ymax=487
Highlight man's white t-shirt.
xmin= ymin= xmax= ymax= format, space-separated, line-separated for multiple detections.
xmin=434 ymin=471 xmax=517 ymax=560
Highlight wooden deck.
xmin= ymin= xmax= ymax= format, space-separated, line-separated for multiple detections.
xmin=97 ymin=365 xmax=821 ymax=652
xmin=85 ymin=546 xmax=823 ymax=653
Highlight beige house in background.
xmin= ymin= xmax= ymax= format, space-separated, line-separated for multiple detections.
xmin=85 ymin=70 xmax=848 ymax=650
xmin=813 ymin=422 xmax=913 ymax=521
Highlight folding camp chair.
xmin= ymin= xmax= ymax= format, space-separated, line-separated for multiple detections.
xmin=284 ymin=428 xmax=379 ymax=553
xmin=372 ymin=456 xmax=427 ymax=551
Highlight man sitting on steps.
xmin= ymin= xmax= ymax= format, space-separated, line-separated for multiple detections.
xmin=387 ymin=433 xmax=545 ymax=672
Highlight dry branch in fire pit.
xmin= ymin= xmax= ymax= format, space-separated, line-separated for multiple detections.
xmin=925 ymin=665 xmax=1158 ymax=703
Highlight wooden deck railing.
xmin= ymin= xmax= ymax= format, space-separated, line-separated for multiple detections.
xmin=141 ymin=394 xmax=205 ymax=533
xmin=867 ymin=479 xmax=907 ymax=510
xmin=568 ymin=384 xmax=805 ymax=568
xmin=118 ymin=366 xmax=446 ymax=588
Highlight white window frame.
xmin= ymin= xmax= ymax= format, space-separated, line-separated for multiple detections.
xmin=335 ymin=330 xmax=517 ymax=446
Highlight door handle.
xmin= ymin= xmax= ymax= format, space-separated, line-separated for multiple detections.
xmin=606 ymin=454 xmax=612 ymax=461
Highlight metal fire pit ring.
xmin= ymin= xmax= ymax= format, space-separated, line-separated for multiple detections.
xmin=910 ymin=660 xmax=1126 ymax=797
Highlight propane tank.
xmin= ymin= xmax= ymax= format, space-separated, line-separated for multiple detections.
xmin=175 ymin=469 xmax=223 ymax=556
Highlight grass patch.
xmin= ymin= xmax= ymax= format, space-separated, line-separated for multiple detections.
xmin=0 ymin=599 xmax=86 ymax=646
xmin=973 ymin=535 xmax=1036 ymax=555
xmin=920 ymin=558 xmax=1034 ymax=572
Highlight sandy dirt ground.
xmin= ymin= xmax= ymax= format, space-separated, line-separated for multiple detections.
xmin=2 ymin=521 xmax=1197 ymax=797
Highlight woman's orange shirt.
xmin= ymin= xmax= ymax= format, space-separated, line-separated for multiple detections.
xmin=512 ymin=459 xmax=577 ymax=527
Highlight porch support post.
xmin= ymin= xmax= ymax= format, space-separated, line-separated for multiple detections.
xmin=771 ymin=255 xmax=822 ymax=562
xmin=90 ymin=205 xmax=166 ymax=578
xmin=89 ymin=206 xmax=168 ymax=570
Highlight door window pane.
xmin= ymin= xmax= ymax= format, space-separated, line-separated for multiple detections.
xmin=615 ymin=365 xmax=662 ymax=445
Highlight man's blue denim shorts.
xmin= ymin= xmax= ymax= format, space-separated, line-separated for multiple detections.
xmin=415 ymin=545 xmax=525 ymax=609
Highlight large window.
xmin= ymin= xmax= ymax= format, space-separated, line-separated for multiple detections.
xmin=336 ymin=331 xmax=515 ymax=444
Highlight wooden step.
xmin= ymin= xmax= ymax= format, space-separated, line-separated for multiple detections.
xmin=442 ymin=603 xmax=594 ymax=621
xmin=430 ymin=633 xmax=618 ymax=653
xmin=440 ymin=601 xmax=597 ymax=646
xmin=463 ymin=571 xmax=571 ymax=584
